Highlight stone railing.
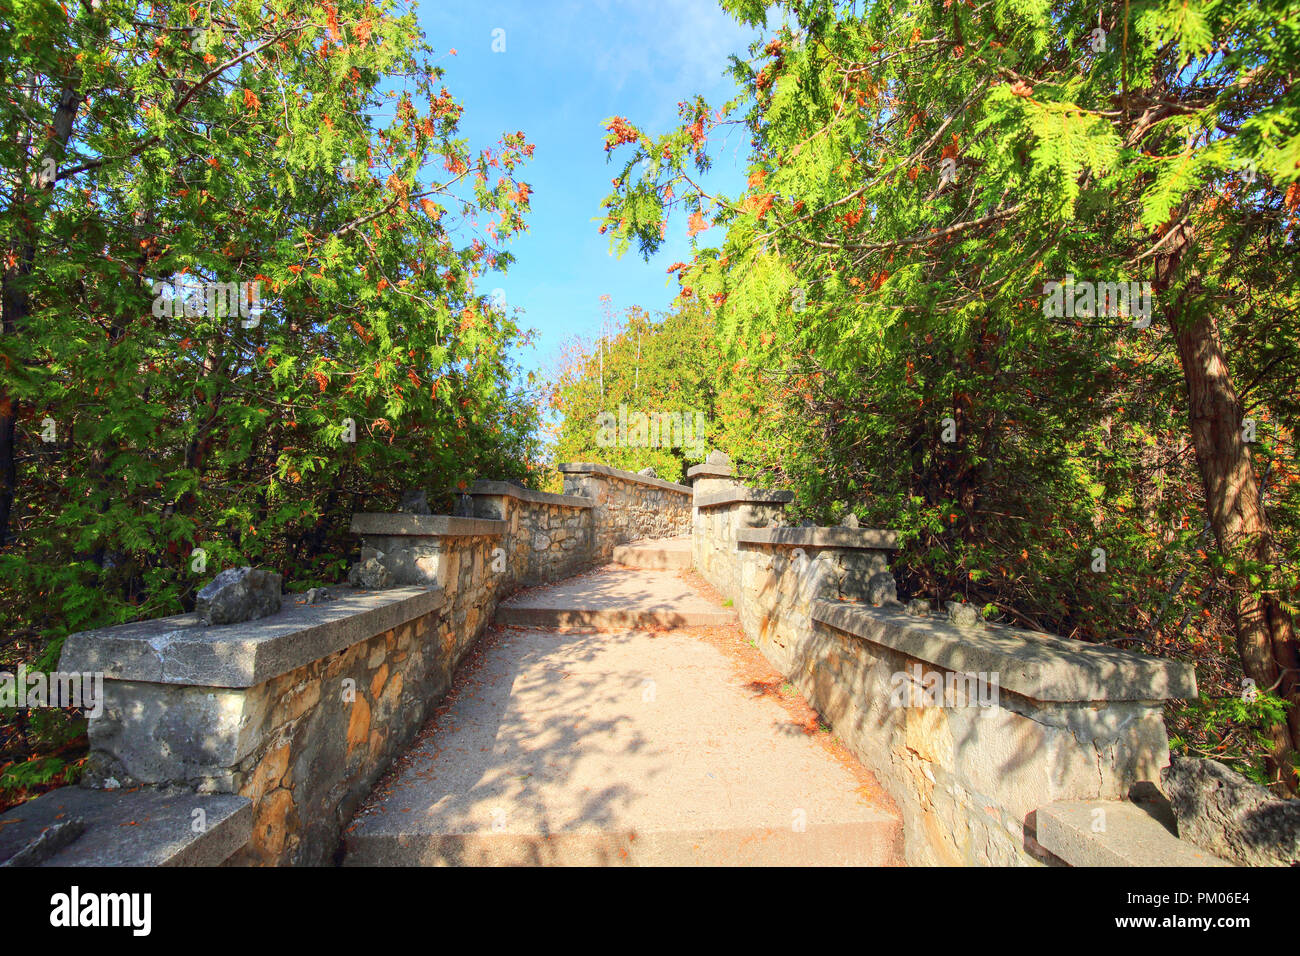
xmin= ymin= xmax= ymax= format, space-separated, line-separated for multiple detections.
xmin=57 ymin=584 xmax=454 ymax=866
xmin=736 ymin=526 xmax=899 ymax=647
xmin=466 ymin=480 xmax=595 ymax=585
xmin=687 ymin=458 xmax=1214 ymax=866
xmin=2 ymin=453 xmax=1240 ymax=868
xmin=559 ymin=463 xmax=691 ymax=560
xmin=693 ymin=487 xmax=794 ymax=603
xmin=808 ymin=601 xmax=1195 ymax=865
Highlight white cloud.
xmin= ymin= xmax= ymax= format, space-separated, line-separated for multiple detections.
xmin=587 ymin=0 xmax=763 ymax=98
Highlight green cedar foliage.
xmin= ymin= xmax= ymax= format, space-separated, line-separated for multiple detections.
xmin=0 ymin=1 xmax=543 ymax=797
xmin=597 ymin=0 xmax=1300 ymax=783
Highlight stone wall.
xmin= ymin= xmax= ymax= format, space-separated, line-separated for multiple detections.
xmin=58 ymin=517 xmax=515 ymax=866
xmin=24 ymin=455 xmax=1209 ymax=869
xmin=468 ymin=480 xmax=595 ymax=585
xmin=736 ymin=527 xmax=899 ymax=654
xmin=692 ymin=483 xmax=1199 ymax=867
xmin=60 ymin=586 xmax=459 ymax=866
xmin=46 ymin=484 xmax=604 ymax=867
xmin=806 ymin=602 xmax=1194 ymax=865
xmin=350 ymin=515 xmax=511 ymax=642
xmin=559 ymin=463 xmax=691 ymax=561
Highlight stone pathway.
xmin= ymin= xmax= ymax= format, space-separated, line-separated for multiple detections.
xmin=343 ymin=562 xmax=902 ymax=866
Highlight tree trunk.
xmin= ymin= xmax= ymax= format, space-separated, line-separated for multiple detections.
xmin=1158 ymin=221 xmax=1300 ymax=793
xmin=0 ymin=79 xmax=82 ymax=545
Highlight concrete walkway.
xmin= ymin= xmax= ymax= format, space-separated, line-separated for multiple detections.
xmin=344 ymin=564 xmax=901 ymax=866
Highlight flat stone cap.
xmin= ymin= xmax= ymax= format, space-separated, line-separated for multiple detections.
xmin=738 ymin=527 xmax=898 ymax=550
xmin=350 ymin=512 xmax=506 ymax=537
xmin=558 ymin=462 xmax=691 ymax=495
xmin=812 ymin=600 xmax=1197 ymax=702
xmin=468 ymin=480 xmax=593 ymax=509
xmin=694 ymin=487 xmax=795 ymax=509
xmin=61 ymin=586 xmax=444 ymax=688
xmin=686 ymin=462 xmax=733 ymax=480
xmin=1036 ymin=800 xmax=1232 ymax=867
xmin=0 ymin=787 xmax=250 ymax=867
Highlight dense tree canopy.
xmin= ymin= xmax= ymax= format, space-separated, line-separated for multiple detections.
xmin=596 ymin=0 xmax=1300 ymax=788
xmin=1 ymin=0 xmax=541 ymax=800
xmin=544 ymin=297 xmax=773 ymax=484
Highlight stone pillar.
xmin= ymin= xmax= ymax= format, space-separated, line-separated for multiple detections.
xmin=692 ymin=487 xmax=796 ymax=603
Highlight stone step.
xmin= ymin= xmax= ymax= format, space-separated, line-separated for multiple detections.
xmin=344 ymin=619 xmax=901 ymax=867
xmin=611 ymin=536 xmax=692 ymax=570
xmin=495 ymin=566 xmax=735 ymax=629
xmin=1035 ymin=800 xmax=1233 ymax=866
xmin=344 ymin=818 xmax=899 ymax=866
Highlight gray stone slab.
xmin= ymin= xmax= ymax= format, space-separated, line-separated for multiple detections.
xmin=0 ymin=787 xmax=250 ymax=867
xmin=1036 ymin=800 xmax=1232 ymax=867
xmin=350 ymin=512 xmax=506 ymax=537
xmin=812 ymin=600 xmax=1196 ymax=702
xmin=557 ymin=462 xmax=691 ymax=495
xmin=469 ymin=480 xmax=593 ymax=509
xmin=737 ymin=527 xmax=899 ymax=550
xmin=1162 ymin=756 xmax=1300 ymax=866
xmin=61 ymin=586 xmax=444 ymax=687
xmin=686 ymin=462 xmax=733 ymax=479
xmin=694 ymin=488 xmax=795 ymax=509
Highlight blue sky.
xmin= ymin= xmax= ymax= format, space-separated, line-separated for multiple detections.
xmin=412 ymin=0 xmax=768 ymax=377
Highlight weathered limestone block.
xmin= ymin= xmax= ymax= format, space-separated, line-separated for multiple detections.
xmin=1163 ymin=756 xmax=1300 ymax=866
xmin=473 ymin=496 xmax=506 ymax=520
xmin=377 ymin=547 xmax=441 ymax=587
xmin=946 ymin=601 xmax=980 ymax=629
xmin=83 ymin=681 xmax=270 ymax=791
xmin=303 ymin=587 xmax=334 ymax=605
xmin=348 ymin=557 xmax=393 ymax=590
xmin=0 ymin=787 xmax=252 ymax=867
xmin=838 ymin=554 xmax=892 ymax=601
xmin=398 ymin=489 xmax=431 ymax=514
xmin=865 ymin=571 xmax=898 ymax=606
xmin=197 ymin=567 xmax=282 ymax=625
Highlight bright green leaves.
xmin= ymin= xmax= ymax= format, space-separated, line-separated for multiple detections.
xmin=1024 ymin=98 xmax=1121 ymax=219
xmin=721 ymin=0 xmax=770 ymax=28
xmin=0 ymin=1 xmax=543 ymax=669
xmin=973 ymin=83 xmax=1121 ymax=221
xmin=991 ymin=0 xmax=1057 ymax=58
xmin=1136 ymin=0 xmax=1217 ymax=65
